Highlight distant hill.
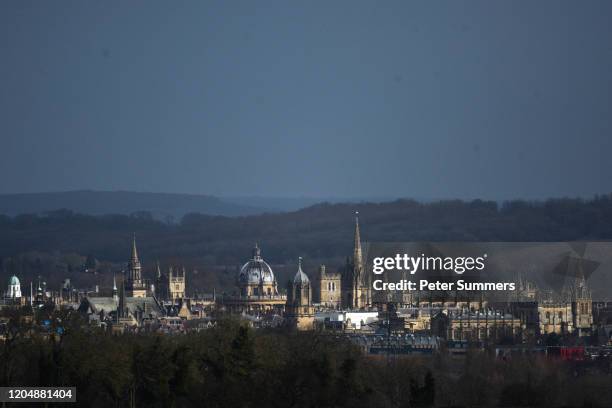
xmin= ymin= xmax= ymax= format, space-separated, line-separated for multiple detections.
xmin=221 ymin=196 xmax=400 ymax=212
xmin=2 ymin=194 xmax=612 ymax=297
xmin=0 ymin=190 xmax=271 ymax=220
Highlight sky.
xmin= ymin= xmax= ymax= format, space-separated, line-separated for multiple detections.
xmin=1 ymin=1 xmax=612 ymax=200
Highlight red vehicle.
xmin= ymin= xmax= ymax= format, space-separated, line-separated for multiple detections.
xmin=547 ymin=346 xmax=585 ymax=361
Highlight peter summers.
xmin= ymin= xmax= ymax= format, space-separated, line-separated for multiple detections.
xmin=372 ymin=279 xmax=516 ymax=291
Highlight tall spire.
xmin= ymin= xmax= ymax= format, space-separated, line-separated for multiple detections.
xmin=117 ymin=272 xmax=127 ymax=320
xmin=131 ymin=233 xmax=139 ymax=264
xmin=353 ymin=211 xmax=363 ymax=272
xmin=127 ymin=233 xmax=142 ymax=287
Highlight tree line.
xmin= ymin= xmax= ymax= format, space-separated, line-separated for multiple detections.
xmin=1 ymin=308 xmax=611 ymax=407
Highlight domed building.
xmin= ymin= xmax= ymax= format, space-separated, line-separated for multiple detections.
xmin=238 ymin=244 xmax=278 ymax=297
xmin=220 ymin=244 xmax=286 ymax=314
xmin=6 ymin=275 xmax=22 ymax=299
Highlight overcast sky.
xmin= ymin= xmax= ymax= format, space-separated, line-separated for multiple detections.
xmin=1 ymin=1 xmax=611 ymax=199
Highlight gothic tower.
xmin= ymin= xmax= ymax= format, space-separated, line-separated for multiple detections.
xmin=125 ymin=235 xmax=147 ymax=298
xmin=169 ymin=266 xmax=186 ymax=301
xmin=342 ymin=212 xmax=368 ymax=309
xmin=112 ymin=273 xmax=118 ymax=302
xmin=286 ymin=258 xmax=315 ymax=330
xmin=571 ymin=259 xmax=592 ymax=336
xmin=154 ymin=261 xmax=166 ymax=300
xmin=318 ymin=264 xmax=341 ymax=309
xmin=117 ymin=273 xmax=128 ymax=321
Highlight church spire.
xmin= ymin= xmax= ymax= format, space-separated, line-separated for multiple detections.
xmin=112 ymin=273 xmax=118 ymax=301
xmin=353 ymin=211 xmax=363 ymax=272
xmin=117 ymin=272 xmax=127 ymax=320
xmin=131 ymin=233 xmax=139 ymax=264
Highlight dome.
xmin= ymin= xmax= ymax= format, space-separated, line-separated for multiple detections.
xmin=9 ymin=275 xmax=20 ymax=286
xmin=238 ymin=244 xmax=276 ymax=285
xmin=293 ymin=257 xmax=310 ymax=284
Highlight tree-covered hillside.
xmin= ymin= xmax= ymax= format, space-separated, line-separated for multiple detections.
xmin=1 ymin=195 xmax=612 ymax=291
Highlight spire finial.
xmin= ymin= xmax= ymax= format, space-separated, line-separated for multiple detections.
xmin=131 ymin=233 xmax=139 ymax=262
xmin=353 ymin=211 xmax=363 ymax=273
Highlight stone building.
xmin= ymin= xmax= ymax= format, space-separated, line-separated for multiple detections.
xmin=219 ymin=244 xmax=286 ymax=314
xmin=317 ymin=264 xmax=341 ymax=309
xmin=5 ymin=275 xmax=21 ymax=300
xmin=431 ymin=309 xmax=522 ymax=342
xmin=286 ymin=258 xmax=315 ymax=330
xmin=168 ymin=266 xmax=186 ymax=300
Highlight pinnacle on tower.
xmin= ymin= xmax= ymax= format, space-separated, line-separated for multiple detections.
xmin=131 ymin=233 xmax=139 ymax=264
xmin=353 ymin=211 xmax=363 ymax=272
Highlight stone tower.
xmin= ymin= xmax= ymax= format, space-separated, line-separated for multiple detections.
xmin=570 ymin=259 xmax=592 ymax=336
xmin=125 ymin=235 xmax=147 ymax=298
xmin=318 ymin=264 xmax=341 ymax=309
xmin=342 ymin=212 xmax=368 ymax=309
xmin=169 ymin=266 xmax=186 ymax=300
xmin=286 ymin=258 xmax=315 ymax=330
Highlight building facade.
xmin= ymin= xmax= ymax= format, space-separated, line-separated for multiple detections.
xmin=317 ymin=264 xmax=341 ymax=309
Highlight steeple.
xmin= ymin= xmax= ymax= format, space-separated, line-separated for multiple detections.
xmin=117 ymin=273 xmax=127 ymax=320
xmin=130 ymin=233 xmax=140 ymax=267
xmin=125 ymin=234 xmax=146 ymax=297
xmin=112 ymin=273 xmax=118 ymax=300
xmin=353 ymin=211 xmax=363 ymax=273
